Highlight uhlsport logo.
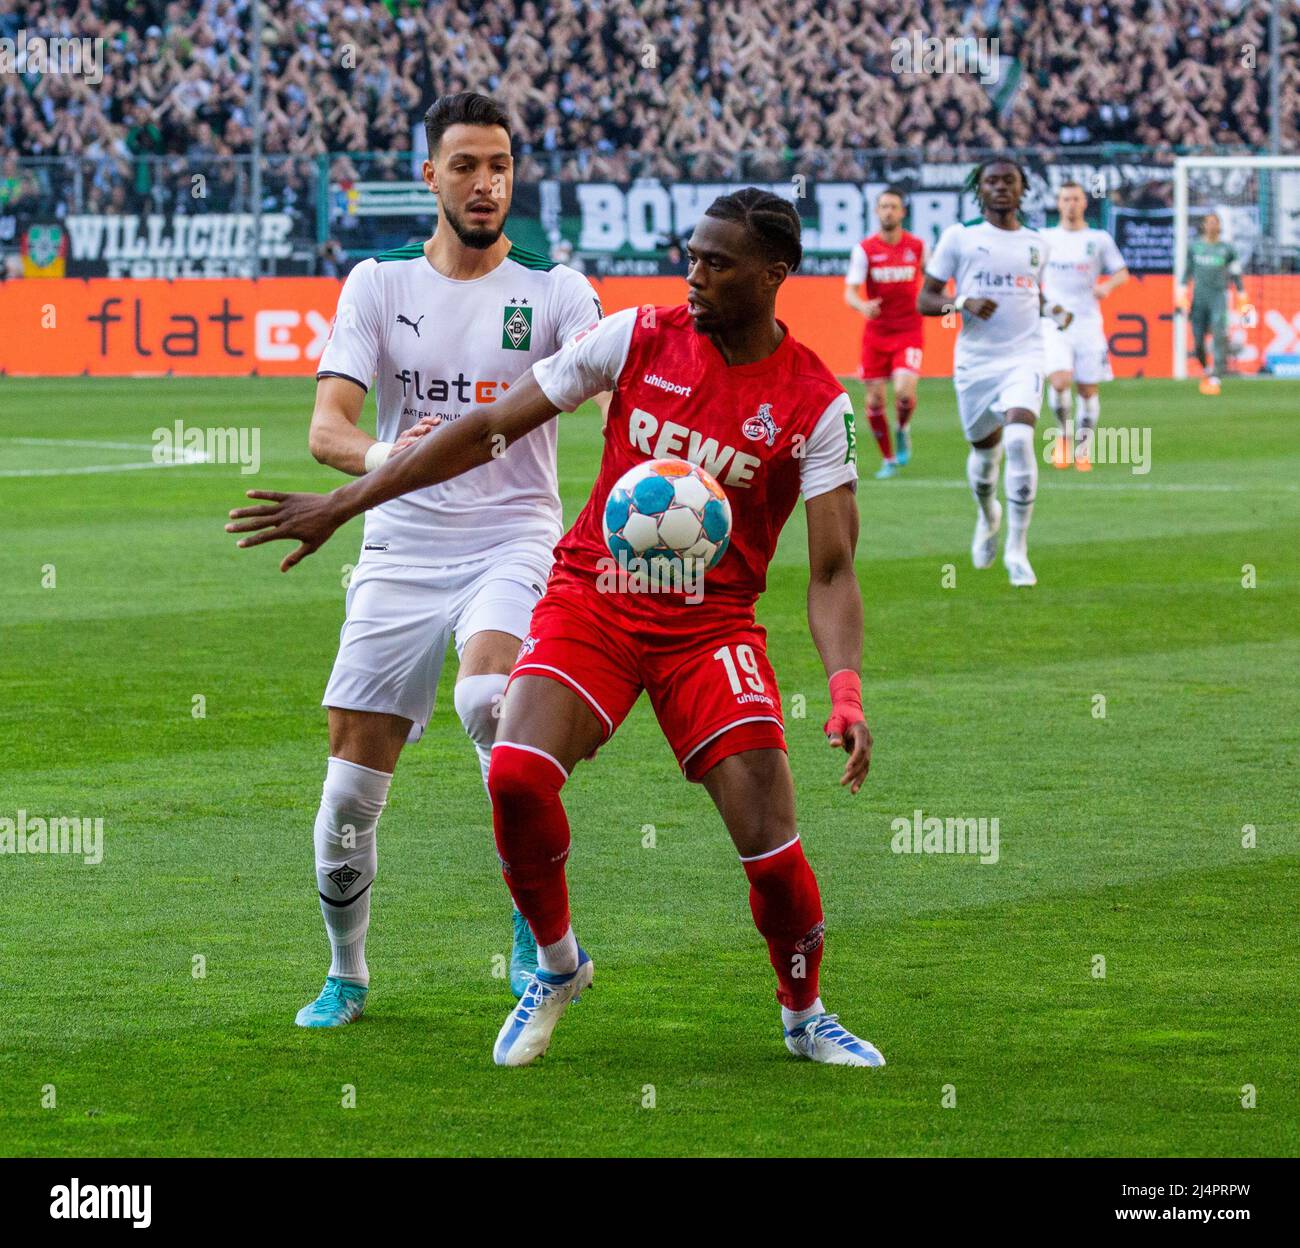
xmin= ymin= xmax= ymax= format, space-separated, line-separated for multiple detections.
xmin=502 ymin=300 xmax=533 ymax=350
xmin=742 ymin=402 xmax=781 ymax=447
xmin=644 ymin=372 xmax=693 ymax=397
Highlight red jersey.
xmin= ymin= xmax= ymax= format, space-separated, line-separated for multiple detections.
xmin=531 ymin=304 xmax=858 ymax=626
xmin=847 ymin=231 xmax=925 ymax=337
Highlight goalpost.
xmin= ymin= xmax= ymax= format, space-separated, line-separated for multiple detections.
xmin=1172 ymin=155 xmax=1300 ymax=380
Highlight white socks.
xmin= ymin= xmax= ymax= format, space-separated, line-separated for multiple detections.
xmin=1050 ymin=386 xmax=1071 ymax=433
xmin=782 ymin=997 xmax=826 ymax=1031
xmin=538 ymin=926 xmax=579 ymax=975
xmin=454 ymin=673 xmax=509 ymax=789
xmin=314 ymin=756 xmax=391 ymax=986
xmin=966 ymin=442 xmax=1003 ymax=522
xmin=1002 ymin=422 xmax=1037 ymax=557
xmin=1075 ymin=392 xmax=1099 ymax=454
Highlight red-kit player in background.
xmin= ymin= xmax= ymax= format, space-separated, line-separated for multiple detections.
xmin=844 ymin=187 xmax=926 ymax=479
xmin=227 ymin=189 xmax=885 ymax=1070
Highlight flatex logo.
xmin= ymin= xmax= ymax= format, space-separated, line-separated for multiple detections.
xmin=50 ymin=1178 xmax=152 ymax=1228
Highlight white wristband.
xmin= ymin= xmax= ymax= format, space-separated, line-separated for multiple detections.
xmin=954 ymin=295 xmax=968 ymax=311
xmin=364 ymin=441 xmax=393 ymax=474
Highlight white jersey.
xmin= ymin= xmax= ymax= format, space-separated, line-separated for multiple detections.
xmin=1040 ymin=226 xmax=1125 ymax=328
xmin=317 ymin=241 xmax=602 ymax=567
xmin=927 ymin=219 xmax=1048 ymax=372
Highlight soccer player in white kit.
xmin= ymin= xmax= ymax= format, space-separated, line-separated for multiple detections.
xmin=295 ymin=93 xmax=603 ymax=1027
xmin=1040 ymin=183 xmax=1130 ymax=472
xmin=918 ymin=160 xmax=1072 ymax=588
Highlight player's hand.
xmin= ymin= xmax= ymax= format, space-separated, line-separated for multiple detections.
xmin=964 ymin=297 xmax=997 ymax=320
xmin=863 ymin=297 xmax=883 ymax=319
xmin=828 ymin=718 xmax=872 ymax=794
xmin=226 ymin=490 xmax=349 ymax=572
xmin=823 ymin=669 xmax=870 ymax=793
xmin=1048 ymin=303 xmax=1074 ymax=331
xmin=391 ymin=415 xmax=441 ymax=455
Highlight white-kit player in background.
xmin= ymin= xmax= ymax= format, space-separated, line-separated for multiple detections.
xmin=1040 ymin=182 xmax=1129 ymax=471
xmin=918 ymin=159 xmax=1072 ymax=588
xmin=296 ymin=92 xmax=604 ymax=1027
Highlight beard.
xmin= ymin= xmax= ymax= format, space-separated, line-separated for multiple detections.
xmin=443 ymin=201 xmax=506 ymax=250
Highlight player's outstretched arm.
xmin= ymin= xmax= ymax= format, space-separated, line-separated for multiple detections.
xmin=805 ymin=484 xmax=872 ymax=794
xmin=226 ymin=370 xmax=561 ymax=572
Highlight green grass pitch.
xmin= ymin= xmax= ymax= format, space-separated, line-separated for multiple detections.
xmin=1 ymin=375 xmax=1296 ymax=1157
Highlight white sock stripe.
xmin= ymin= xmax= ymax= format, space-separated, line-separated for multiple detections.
xmin=491 ymin=740 xmax=569 ymax=780
xmin=326 ymin=756 xmax=394 ymax=780
xmin=738 ymin=833 xmax=801 ymax=863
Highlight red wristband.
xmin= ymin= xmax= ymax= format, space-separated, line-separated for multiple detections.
xmin=824 ymin=669 xmax=864 ymax=739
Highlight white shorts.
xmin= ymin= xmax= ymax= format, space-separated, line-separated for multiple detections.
xmin=1042 ymin=319 xmax=1113 ymax=385
xmin=953 ymin=361 xmax=1045 ymax=443
xmin=323 ymin=536 xmax=554 ymax=743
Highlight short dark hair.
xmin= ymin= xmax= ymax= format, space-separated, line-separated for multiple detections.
xmin=878 ymin=186 xmax=908 ymax=207
xmin=966 ymin=157 xmax=1029 ymax=200
xmin=1058 ymin=180 xmax=1086 ymax=193
xmin=703 ymin=187 xmax=802 ymax=271
xmin=424 ymin=92 xmax=511 ymax=156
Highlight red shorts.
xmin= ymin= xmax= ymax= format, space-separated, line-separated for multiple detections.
xmin=860 ymin=332 xmax=923 ymax=381
xmin=511 ymin=574 xmax=786 ymax=782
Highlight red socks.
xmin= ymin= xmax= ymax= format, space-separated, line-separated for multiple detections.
xmin=741 ymin=838 xmax=825 ymax=1010
xmin=487 ymin=744 xmax=572 ymax=946
xmin=490 ymin=747 xmax=828 ymax=1010
xmin=867 ymin=404 xmax=893 ymax=460
xmin=896 ymin=393 xmax=916 ymax=428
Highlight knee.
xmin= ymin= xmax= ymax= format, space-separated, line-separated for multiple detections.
xmin=487 ymin=741 xmax=568 ymax=808
xmin=454 ymin=673 xmax=508 ymax=747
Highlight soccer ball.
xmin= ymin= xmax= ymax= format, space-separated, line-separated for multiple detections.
xmin=602 ymin=458 xmax=732 ymax=572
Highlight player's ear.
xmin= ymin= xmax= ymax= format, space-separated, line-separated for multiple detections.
xmin=766 ymin=260 xmax=791 ymax=289
xmin=423 ymin=159 xmax=438 ymax=195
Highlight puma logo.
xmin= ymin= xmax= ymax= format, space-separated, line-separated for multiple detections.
xmin=396 ymin=314 xmax=425 ymax=337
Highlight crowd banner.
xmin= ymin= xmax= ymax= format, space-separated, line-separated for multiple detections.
xmin=333 ymin=159 xmax=1189 ymax=276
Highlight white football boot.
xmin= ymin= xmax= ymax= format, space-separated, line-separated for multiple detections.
xmin=493 ymin=948 xmax=593 ymax=1067
xmin=971 ymin=499 xmax=1002 ymax=569
xmin=1004 ymin=550 xmax=1037 ymax=587
xmin=785 ymin=1013 xmax=886 ymax=1067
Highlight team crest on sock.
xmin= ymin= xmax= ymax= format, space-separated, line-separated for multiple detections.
xmin=327 ymin=862 xmax=362 ymax=894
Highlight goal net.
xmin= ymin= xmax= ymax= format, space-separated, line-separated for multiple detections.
xmin=1173 ymin=156 xmax=1300 ymax=379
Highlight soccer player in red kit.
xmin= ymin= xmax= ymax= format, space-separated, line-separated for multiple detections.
xmin=227 ymin=189 xmax=884 ymax=1069
xmin=844 ymin=188 xmax=926 ymax=478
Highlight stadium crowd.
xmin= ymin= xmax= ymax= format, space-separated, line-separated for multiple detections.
xmin=1 ymin=0 xmax=1296 ymax=189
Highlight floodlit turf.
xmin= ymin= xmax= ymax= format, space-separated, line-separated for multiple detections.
xmin=1 ymin=375 xmax=1296 ymax=1157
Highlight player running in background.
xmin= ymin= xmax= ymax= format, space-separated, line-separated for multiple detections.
xmin=293 ymin=92 xmax=602 ymax=1026
xmin=228 ymin=189 xmax=886 ymax=1069
xmin=844 ymin=188 xmax=926 ymax=479
xmin=918 ymin=159 xmax=1072 ymax=588
xmin=1041 ymin=182 xmax=1129 ymax=471
xmin=1178 ymin=213 xmax=1244 ymax=396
